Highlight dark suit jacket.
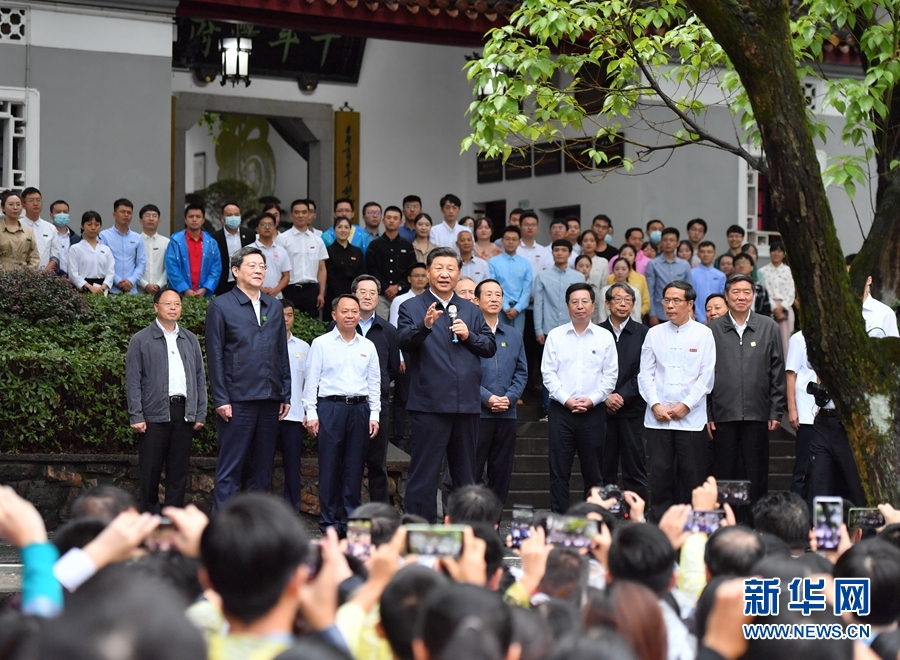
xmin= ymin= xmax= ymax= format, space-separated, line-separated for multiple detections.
xmin=600 ymin=318 xmax=649 ymax=419
xmin=327 ymin=315 xmax=400 ymax=408
xmin=397 ymin=290 xmax=496 ymax=414
xmin=212 ymin=227 xmax=256 ymax=296
xmin=205 ymin=287 xmax=291 ymax=406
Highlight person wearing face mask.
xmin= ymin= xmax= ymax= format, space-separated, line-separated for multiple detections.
xmin=646 ymin=219 xmax=664 ymax=247
xmin=212 ymin=202 xmax=255 ymax=296
xmin=49 ymin=200 xmax=80 ymax=278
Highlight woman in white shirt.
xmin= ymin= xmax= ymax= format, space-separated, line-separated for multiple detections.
xmin=68 ymin=211 xmax=115 ymax=295
xmin=575 ymin=254 xmax=605 ymax=324
xmin=757 ymin=241 xmax=795 ymax=354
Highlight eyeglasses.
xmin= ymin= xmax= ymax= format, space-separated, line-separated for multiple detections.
xmin=610 ymin=297 xmax=633 ymax=304
xmin=258 ymin=223 xmax=275 ymax=228
xmin=157 ymin=302 xmax=182 ymax=308
xmin=24 ymin=198 xmax=42 ymax=204
xmin=242 ymin=262 xmax=268 ymax=271
xmin=662 ymin=298 xmax=686 ymax=305
xmin=365 ymin=210 xmax=382 ymax=216
xmin=142 ymin=213 xmax=160 ymax=220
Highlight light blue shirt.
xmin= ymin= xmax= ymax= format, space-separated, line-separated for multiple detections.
xmin=533 ymin=266 xmax=584 ymax=336
xmin=488 ymin=252 xmax=533 ymax=315
xmin=98 ymin=226 xmax=146 ymax=294
xmin=646 ymin=254 xmax=692 ymax=318
xmin=358 ymin=314 xmax=375 ymax=336
xmin=691 ymin=264 xmax=726 ymax=323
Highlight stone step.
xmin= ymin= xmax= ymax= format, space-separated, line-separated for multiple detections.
xmin=510 ymin=471 xmax=584 ymax=491
xmin=507 ymin=490 xmax=585 ymax=510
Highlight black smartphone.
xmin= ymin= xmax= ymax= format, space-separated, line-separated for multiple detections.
xmin=717 ymin=480 xmax=751 ymax=506
xmin=684 ymin=509 xmax=726 ymax=535
xmin=305 ymin=541 xmax=323 ymax=577
xmin=405 ymin=524 xmax=466 ymax=558
xmin=510 ymin=504 xmax=534 ymax=549
xmin=814 ymin=496 xmax=843 ymax=551
xmin=543 ymin=514 xmax=599 ymax=548
xmin=145 ymin=515 xmax=176 ymax=552
xmin=848 ymin=508 xmax=885 ymax=530
xmin=347 ymin=518 xmax=372 ymax=560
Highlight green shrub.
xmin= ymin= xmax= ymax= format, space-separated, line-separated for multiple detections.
xmin=0 ymin=271 xmax=326 ymax=454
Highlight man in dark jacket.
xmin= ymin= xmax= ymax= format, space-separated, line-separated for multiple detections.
xmin=708 ymin=273 xmax=786 ymax=503
xmin=126 ymin=289 xmax=207 ymax=513
xmin=474 ymin=279 xmax=528 ymax=506
xmin=397 ymin=247 xmax=497 ymax=522
xmin=206 ymin=246 xmax=292 ymax=511
xmin=599 ymin=282 xmax=650 ymax=500
xmin=212 ymin=202 xmax=255 ymax=296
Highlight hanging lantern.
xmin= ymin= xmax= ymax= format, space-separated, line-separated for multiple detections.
xmin=220 ymin=36 xmax=252 ymax=87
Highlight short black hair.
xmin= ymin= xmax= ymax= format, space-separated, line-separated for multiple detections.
xmin=769 ymin=241 xmax=786 ymax=253
xmin=565 ymin=216 xmax=581 ymax=227
xmin=70 ymin=485 xmax=136 ymax=521
xmin=334 ymin=197 xmax=354 ymax=211
xmin=407 ymin=262 xmax=427 ymax=276
xmin=350 ymin=274 xmax=381 ymax=295
xmin=732 ymin=251 xmax=755 ymax=267
xmin=380 ymin=565 xmax=447 ymax=660
xmin=551 ymin=239 xmax=573 ymax=252
xmin=704 ymin=525 xmax=765 ymax=577
xmin=200 ymin=493 xmax=308 ymax=624
xmin=519 ymin=210 xmax=539 ymax=224
xmin=663 ymin=280 xmax=696 ymax=302
xmin=113 ymin=198 xmax=134 ymax=211
xmin=440 ymin=193 xmax=461 ymax=208
xmin=726 ymin=224 xmax=746 ymax=236
xmin=549 ymin=217 xmax=567 ymax=229
xmin=608 ymin=523 xmax=676 ymax=596
xmin=139 ymin=204 xmax=161 ymax=218
xmin=878 ymin=523 xmax=900 ymax=551
xmin=578 ymin=230 xmax=599 ymax=246
xmin=402 ymin=195 xmax=421 ymax=206
xmin=698 ymin=240 xmax=716 ymax=251
xmin=687 ymin=217 xmax=708 ymax=233
xmin=426 ymin=246 xmax=462 ymax=269
xmin=361 ymin=201 xmax=381 ymax=214
xmin=21 ymin=186 xmax=40 ymax=199
xmin=351 ymin=502 xmax=401 ymax=546
xmin=257 ymin=212 xmax=277 ymax=225
xmin=474 ymin=278 xmax=502 ymax=299
xmin=661 ymin=227 xmax=680 ymax=240
xmin=331 ymin=293 xmax=360 ymax=311
xmin=592 ymin=213 xmax=612 ymax=227
xmin=281 ymin=298 xmax=294 ymax=311
xmin=646 ymin=219 xmax=664 ymax=230
xmin=705 ymin=292 xmax=726 ymax=307
xmin=509 ymin=207 xmax=525 ymax=217
xmin=502 ymin=225 xmax=521 ymax=237
xmin=184 ymin=203 xmax=205 ymax=218
xmin=52 ymin=517 xmax=108 ymax=555
xmin=81 ymin=211 xmax=102 ymax=226
xmin=833 ymin=538 xmax=900 ymax=625
xmin=220 ymin=201 xmax=239 ymax=214
xmin=725 ymin=272 xmax=755 ymax=293
xmin=537 ymin=547 xmax=588 ymax=603
xmin=50 ymin=200 xmax=69 ymax=214
xmin=566 ymin=282 xmax=595 ymax=304
xmin=625 ymin=227 xmax=643 ymax=241
xmin=384 ymin=205 xmax=402 ymax=217
xmin=845 ymin=252 xmax=857 ymax=266
xmin=751 ymin=491 xmax=811 ymax=551
xmin=153 ymin=288 xmax=182 ymax=304
xmin=417 ymin=583 xmax=512 ymax=657
xmin=291 ymin=199 xmax=311 ymax=212
xmin=446 ymin=485 xmax=503 ymax=524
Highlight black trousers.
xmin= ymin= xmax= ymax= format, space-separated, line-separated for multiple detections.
xmin=601 ymin=414 xmax=649 ymax=501
xmin=138 ymin=403 xmax=193 ymax=513
xmin=392 ymin=371 xmax=410 ymax=447
xmin=476 ymin=417 xmax=518 ymax=507
xmin=548 ymin=401 xmax=604 ymax=513
xmin=523 ymin=310 xmax=543 ymax=391
xmin=366 ymin=411 xmax=391 ymax=503
xmin=645 ymin=427 xmax=708 ymax=520
xmin=808 ymin=411 xmax=866 ymax=506
xmin=405 ymin=412 xmax=478 ymax=522
xmin=279 ymin=420 xmax=304 ymax=513
xmin=712 ymin=420 xmax=770 ymax=503
xmin=791 ymin=423 xmax=813 ymax=501
xmin=283 ymin=282 xmax=319 ymax=319
xmin=317 ymin=400 xmax=370 ymax=533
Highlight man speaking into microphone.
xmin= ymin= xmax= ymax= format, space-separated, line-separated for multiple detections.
xmin=398 ymin=246 xmax=497 ymax=522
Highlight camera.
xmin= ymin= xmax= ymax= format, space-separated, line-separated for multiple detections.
xmin=598 ymin=485 xmax=631 ymax=519
xmin=806 ymin=381 xmax=831 ymax=407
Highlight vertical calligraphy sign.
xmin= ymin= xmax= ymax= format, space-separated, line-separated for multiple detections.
xmin=334 ymin=110 xmax=360 ymax=225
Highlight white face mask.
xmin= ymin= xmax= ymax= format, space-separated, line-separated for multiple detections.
xmin=224 ymin=215 xmax=241 ymax=229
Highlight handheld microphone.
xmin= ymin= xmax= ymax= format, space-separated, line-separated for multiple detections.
xmin=448 ymin=304 xmax=459 ymax=343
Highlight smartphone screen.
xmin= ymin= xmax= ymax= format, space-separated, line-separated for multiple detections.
xmin=814 ymin=497 xmax=843 ymax=551
xmin=347 ymin=518 xmax=372 ymax=560
xmin=305 ymin=541 xmax=323 ymax=578
xmin=510 ymin=505 xmax=534 ymax=549
xmin=717 ymin=480 xmax=751 ymax=506
xmin=848 ymin=508 xmax=885 ymax=530
xmin=543 ymin=514 xmax=599 ymax=548
xmin=405 ymin=524 xmax=466 ymax=558
xmin=684 ymin=510 xmax=726 ymax=535
xmin=145 ymin=516 xmax=176 ymax=552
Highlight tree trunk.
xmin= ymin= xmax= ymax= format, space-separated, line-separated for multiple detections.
xmin=687 ymin=0 xmax=900 ymax=503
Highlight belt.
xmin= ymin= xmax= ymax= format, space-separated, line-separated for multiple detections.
xmin=819 ymin=408 xmax=840 ymax=418
xmin=319 ymin=395 xmax=367 ymax=405
xmin=288 ymin=282 xmax=317 ymax=287
xmin=169 ymin=395 xmax=186 ymax=404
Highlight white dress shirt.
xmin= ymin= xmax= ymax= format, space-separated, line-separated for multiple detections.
xmin=541 ymin=322 xmax=618 ymax=406
xmin=390 ymin=290 xmax=417 ymax=328
xmin=68 ymin=241 xmax=115 ymax=290
xmin=785 ymin=331 xmax=817 ymax=425
xmin=254 ymin=239 xmax=292 ymax=294
xmin=518 ymin=241 xmax=552 ymax=303
xmin=639 ymin=318 xmax=716 ymax=431
xmin=284 ymin=334 xmax=311 ymax=422
xmin=302 ymin=328 xmax=381 ymax=422
xmin=156 ymin=319 xmax=187 ymax=397
xmin=430 ymin=222 xmax=466 ymax=252
xmin=460 ymin=255 xmax=489 ymax=283
xmin=139 ymin=232 xmax=169 ymax=291
xmin=57 ymin=230 xmax=72 ymax=275
xmin=862 ymin=294 xmax=900 ymax=338
xmin=21 ymin=217 xmax=60 ymax=270
xmin=276 ymin=226 xmax=328 ymax=284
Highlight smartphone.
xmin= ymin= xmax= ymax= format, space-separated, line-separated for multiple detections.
xmin=145 ymin=515 xmax=176 ymax=552
xmin=717 ymin=480 xmax=751 ymax=506
xmin=848 ymin=508 xmax=885 ymax=530
xmin=304 ymin=541 xmax=323 ymax=578
xmin=684 ymin=510 xmax=726 ymax=535
xmin=510 ymin=504 xmax=534 ymax=549
xmin=813 ymin=496 xmax=844 ymax=551
xmin=405 ymin=524 xmax=466 ymax=558
xmin=347 ymin=518 xmax=373 ymax=560
xmin=543 ymin=514 xmax=599 ymax=548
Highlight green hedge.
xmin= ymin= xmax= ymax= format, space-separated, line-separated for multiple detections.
xmin=0 ymin=270 xmax=326 ymax=454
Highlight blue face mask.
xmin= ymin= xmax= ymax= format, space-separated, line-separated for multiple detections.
xmin=604 ymin=233 xmax=612 ymax=244
xmin=224 ymin=215 xmax=241 ymax=229
xmin=649 ymin=230 xmax=662 ymax=244
xmin=53 ymin=213 xmax=70 ymax=227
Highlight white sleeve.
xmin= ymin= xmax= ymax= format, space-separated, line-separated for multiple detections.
xmin=53 ymin=547 xmax=98 ymax=592
xmin=68 ymin=246 xmax=87 ymax=289
xmin=302 ymin=340 xmax=323 ymax=421
xmin=683 ymin=329 xmax=716 ymax=411
xmin=638 ymin=331 xmax=660 ymax=408
xmin=541 ymin=332 xmax=567 ymax=405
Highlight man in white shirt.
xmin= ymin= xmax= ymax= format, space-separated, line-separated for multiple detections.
xmin=253 ymin=212 xmax=291 ymax=299
xmin=457 ymin=228 xmax=488 ymax=284
xmin=862 ymin=275 xmax=899 ymax=338
xmin=138 ymin=204 xmax=169 ymax=295
xmin=20 ymin=186 xmax=60 ymax=274
xmin=279 ymin=299 xmax=309 ymax=513
xmin=541 ymin=282 xmax=618 ymax=513
xmin=276 ymin=199 xmax=328 ymax=318
xmin=785 ymin=330 xmax=815 ymax=501
xmin=429 ymin=194 xmax=466 ymax=251
xmin=48 ymin=199 xmax=79 ymax=277
xmin=517 ymin=211 xmax=552 ymax=393
xmin=302 ymin=294 xmax=380 ymax=534
xmin=638 ymin=279 xmax=716 ymax=520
